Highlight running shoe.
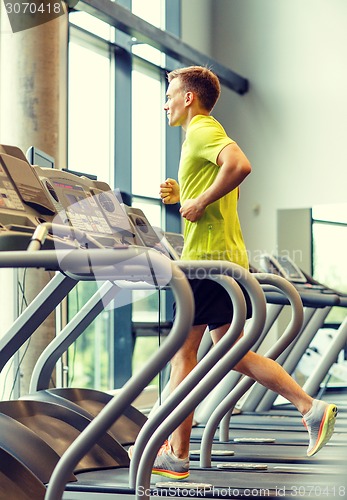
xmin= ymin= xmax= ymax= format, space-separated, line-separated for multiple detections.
xmin=128 ymin=440 xmax=190 ymax=479
xmin=302 ymin=399 xmax=338 ymax=457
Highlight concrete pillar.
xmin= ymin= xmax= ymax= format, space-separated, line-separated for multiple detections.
xmin=0 ymin=3 xmax=68 ymax=165
xmin=0 ymin=5 xmax=68 ymax=395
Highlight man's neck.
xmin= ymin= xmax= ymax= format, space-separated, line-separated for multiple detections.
xmin=182 ymin=109 xmax=210 ymax=131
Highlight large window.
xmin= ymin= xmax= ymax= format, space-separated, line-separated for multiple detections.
xmin=131 ymin=60 xmax=168 ymax=336
xmin=68 ymin=28 xmax=113 ymax=183
xmin=67 ymin=24 xmax=114 ymax=391
xmin=131 ymin=61 xmax=167 ymax=385
xmin=312 ymin=204 xmax=347 ymax=325
xmin=294 ymin=204 xmax=347 ymax=386
xmin=66 ymin=0 xmax=180 ymax=390
xmin=67 ymin=283 xmax=114 ymax=389
xmin=131 ymin=62 xmax=164 ymax=199
xmin=132 ymin=0 xmax=164 ymax=27
xmin=131 ymin=0 xmax=165 ymax=65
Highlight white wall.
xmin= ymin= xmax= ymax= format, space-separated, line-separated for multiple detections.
xmin=181 ymin=0 xmax=214 ymax=55
xmin=184 ymin=0 xmax=347 ymax=267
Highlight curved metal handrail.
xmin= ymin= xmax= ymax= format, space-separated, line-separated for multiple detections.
xmin=200 ymin=273 xmax=303 ymax=467
xmin=44 ymin=257 xmax=194 ymax=500
xmin=134 ymin=261 xmax=267 ymax=500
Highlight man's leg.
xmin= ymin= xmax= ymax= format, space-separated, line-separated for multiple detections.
xmin=210 ymin=324 xmax=337 ymax=456
xmin=168 ymin=321 xmax=314 ymax=458
xmin=210 ymin=324 xmax=313 ymax=413
xmin=169 ymin=324 xmax=207 ymax=458
xmin=137 ymin=324 xmax=206 ymax=479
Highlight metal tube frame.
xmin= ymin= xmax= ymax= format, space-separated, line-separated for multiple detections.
xmin=200 ymin=273 xmax=304 ymax=467
xmin=134 ymin=262 xmax=267 ymax=499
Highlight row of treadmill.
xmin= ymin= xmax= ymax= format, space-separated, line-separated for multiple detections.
xmin=0 ymin=144 xmax=346 ymax=500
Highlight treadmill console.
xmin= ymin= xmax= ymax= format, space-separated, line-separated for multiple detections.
xmin=260 ymin=254 xmax=307 ymax=283
xmin=1 ymin=154 xmax=56 ymax=215
xmin=124 ymin=205 xmax=169 ymax=256
xmin=260 ymin=254 xmax=334 ymax=294
xmin=0 ymin=144 xmax=178 ymax=257
xmin=35 ymin=168 xmax=134 ymax=246
xmin=149 ymin=228 xmax=184 ymax=260
xmin=0 ymin=145 xmax=133 ymax=250
xmin=163 ymin=232 xmax=184 ymax=260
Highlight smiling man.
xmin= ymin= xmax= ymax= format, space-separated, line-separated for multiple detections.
xmin=129 ymin=66 xmax=337 ymax=480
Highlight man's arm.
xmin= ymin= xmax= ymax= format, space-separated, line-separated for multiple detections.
xmin=179 ymin=142 xmax=251 ymax=222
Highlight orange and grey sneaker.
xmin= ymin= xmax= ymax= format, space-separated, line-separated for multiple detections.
xmin=128 ymin=440 xmax=189 ymax=480
xmin=302 ymin=399 xmax=338 ymax=457
xmin=152 ymin=440 xmax=190 ymax=479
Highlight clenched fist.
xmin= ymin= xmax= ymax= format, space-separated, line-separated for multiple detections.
xmin=179 ymin=199 xmax=205 ymax=222
xmin=159 ymin=178 xmax=180 ymax=204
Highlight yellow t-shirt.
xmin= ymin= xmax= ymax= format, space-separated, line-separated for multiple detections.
xmin=178 ymin=114 xmax=249 ymax=268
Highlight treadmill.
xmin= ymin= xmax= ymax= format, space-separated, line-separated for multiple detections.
xmin=49 ymin=232 xmax=344 ymax=498
xmin=43 ymin=244 xmax=344 ymax=498
xmin=0 ymin=146 xmax=261 ymax=498
xmin=193 ymin=256 xmax=345 ymax=437
xmin=236 ymin=254 xmax=347 ymax=416
xmin=0 ymin=147 xmax=192 ymax=497
xmin=0 ymin=146 xmax=344 ymax=499
xmin=186 ymin=259 xmax=345 ymax=486
xmin=54 ymin=267 xmax=345 ymax=500
xmin=0 ymin=148 xmax=158 ymax=444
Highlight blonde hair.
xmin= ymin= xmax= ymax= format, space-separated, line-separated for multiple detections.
xmin=167 ymin=66 xmax=221 ymax=112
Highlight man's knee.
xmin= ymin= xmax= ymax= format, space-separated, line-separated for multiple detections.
xmin=171 ymin=346 xmax=198 ymax=367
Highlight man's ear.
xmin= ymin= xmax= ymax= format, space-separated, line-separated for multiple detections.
xmin=185 ymin=91 xmax=194 ymax=106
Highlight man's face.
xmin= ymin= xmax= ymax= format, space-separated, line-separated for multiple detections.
xmin=164 ymin=77 xmax=187 ymax=127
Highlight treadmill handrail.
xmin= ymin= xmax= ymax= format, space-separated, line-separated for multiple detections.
xmin=265 ymin=287 xmax=340 ymax=308
xmin=254 ymin=306 xmax=331 ymax=413
xmin=0 ymin=272 xmax=77 ymax=372
xmin=129 ymin=273 xmax=247 ymax=488
xmin=29 ymin=281 xmax=123 ymax=392
xmin=0 ymin=247 xmax=173 ymax=371
xmin=44 ymin=260 xmax=194 ymax=500
xmin=222 ymin=272 xmax=306 ymax=421
xmin=302 ymin=312 xmax=347 ymax=396
xmin=200 ymin=273 xmax=304 ymax=467
xmin=134 ymin=262 xmax=267 ymax=498
xmin=0 ymin=247 xmax=171 ymax=281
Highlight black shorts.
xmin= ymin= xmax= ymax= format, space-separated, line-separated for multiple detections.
xmin=174 ymin=278 xmax=252 ymax=330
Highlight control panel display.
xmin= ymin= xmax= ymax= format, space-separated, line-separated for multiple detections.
xmin=0 ymin=160 xmax=25 ymax=212
xmin=0 ymin=154 xmax=55 ymax=214
xmin=0 ymin=145 xmax=174 ymax=255
xmin=124 ymin=205 xmax=169 ymax=256
xmin=260 ymin=254 xmax=307 ymax=283
xmin=48 ymin=179 xmax=113 ymax=235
